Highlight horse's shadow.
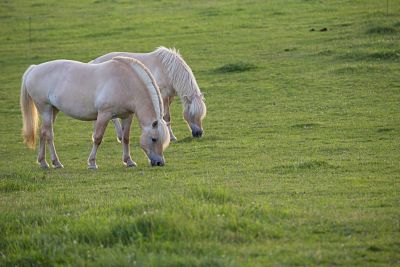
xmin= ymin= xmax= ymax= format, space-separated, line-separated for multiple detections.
xmin=176 ymin=135 xmax=222 ymax=144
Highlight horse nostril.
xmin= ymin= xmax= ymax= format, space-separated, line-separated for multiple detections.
xmin=151 ymin=160 xmax=164 ymax=167
xmin=192 ymin=130 xmax=203 ymax=138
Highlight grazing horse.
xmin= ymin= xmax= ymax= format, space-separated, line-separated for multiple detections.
xmin=20 ymin=57 xmax=170 ymax=169
xmin=91 ymin=46 xmax=207 ymax=141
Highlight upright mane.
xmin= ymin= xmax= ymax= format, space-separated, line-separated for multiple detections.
xmin=113 ymin=56 xmax=164 ymax=120
xmin=154 ymin=46 xmax=201 ymax=99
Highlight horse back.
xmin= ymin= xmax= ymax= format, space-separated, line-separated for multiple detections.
xmin=92 ymin=52 xmax=171 ymax=96
xmin=27 ymin=59 xmax=133 ymax=120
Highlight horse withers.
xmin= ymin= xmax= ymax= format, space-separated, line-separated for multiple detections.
xmin=20 ymin=56 xmax=170 ymax=169
xmin=91 ymin=47 xmax=207 ymax=141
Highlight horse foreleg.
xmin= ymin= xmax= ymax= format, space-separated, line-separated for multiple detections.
xmin=121 ymin=114 xmax=136 ymax=167
xmin=112 ymin=118 xmax=123 ymax=143
xmin=88 ymin=112 xmax=111 ymax=169
xmin=164 ymin=96 xmax=177 ymax=141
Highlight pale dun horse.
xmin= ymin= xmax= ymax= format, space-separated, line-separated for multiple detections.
xmin=20 ymin=57 xmax=170 ymax=169
xmin=91 ymin=46 xmax=207 ymax=142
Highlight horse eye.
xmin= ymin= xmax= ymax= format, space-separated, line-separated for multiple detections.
xmin=151 ymin=138 xmax=157 ymax=143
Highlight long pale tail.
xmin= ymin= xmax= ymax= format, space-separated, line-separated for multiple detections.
xmin=20 ymin=65 xmax=38 ymax=149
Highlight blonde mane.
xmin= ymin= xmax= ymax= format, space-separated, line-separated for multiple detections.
xmin=113 ymin=56 xmax=164 ymax=120
xmin=112 ymin=56 xmax=170 ymax=148
xmin=154 ymin=47 xmax=202 ymax=100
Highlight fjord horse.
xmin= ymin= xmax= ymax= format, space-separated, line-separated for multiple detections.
xmin=20 ymin=57 xmax=169 ymax=169
xmin=91 ymin=47 xmax=206 ymax=141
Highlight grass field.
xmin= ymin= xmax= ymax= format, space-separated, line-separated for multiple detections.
xmin=1 ymin=0 xmax=399 ymax=266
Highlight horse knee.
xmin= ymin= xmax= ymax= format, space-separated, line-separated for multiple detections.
xmin=40 ymin=128 xmax=46 ymax=138
xmin=46 ymin=131 xmax=54 ymax=141
xmin=93 ymin=135 xmax=103 ymax=146
xmin=40 ymin=127 xmax=53 ymax=140
xmin=123 ymin=136 xmax=130 ymax=144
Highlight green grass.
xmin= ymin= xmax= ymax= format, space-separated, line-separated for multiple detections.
xmin=1 ymin=0 xmax=399 ymax=266
xmin=214 ymin=62 xmax=258 ymax=73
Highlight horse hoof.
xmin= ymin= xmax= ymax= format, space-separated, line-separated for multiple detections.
xmin=88 ymin=164 xmax=98 ymax=170
xmin=125 ymin=160 xmax=137 ymax=168
xmin=52 ymin=161 xmax=64 ymax=168
xmin=38 ymin=162 xmax=49 ymax=169
xmin=53 ymin=163 xmax=64 ymax=169
xmin=40 ymin=164 xmax=50 ymax=169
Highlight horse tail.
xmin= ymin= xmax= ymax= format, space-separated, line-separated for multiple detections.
xmin=20 ymin=65 xmax=38 ymax=149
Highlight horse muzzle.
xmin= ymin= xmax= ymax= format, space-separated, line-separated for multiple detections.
xmin=192 ymin=129 xmax=203 ymax=138
xmin=150 ymin=156 xmax=165 ymax=167
xmin=192 ymin=126 xmax=203 ymax=138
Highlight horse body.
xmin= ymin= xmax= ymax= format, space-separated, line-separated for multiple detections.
xmin=21 ymin=57 xmax=169 ymax=169
xmin=27 ymin=60 xmax=115 ymax=121
xmin=91 ymin=47 xmax=207 ymax=141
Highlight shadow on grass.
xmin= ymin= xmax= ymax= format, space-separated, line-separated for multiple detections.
xmin=272 ymin=160 xmax=335 ymax=174
xmin=338 ymin=50 xmax=400 ymax=61
xmin=176 ymin=135 xmax=223 ymax=144
xmin=333 ymin=64 xmax=381 ymax=75
xmin=377 ymin=128 xmax=395 ymax=133
xmin=214 ymin=62 xmax=258 ymax=74
xmin=366 ymin=26 xmax=397 ymax=35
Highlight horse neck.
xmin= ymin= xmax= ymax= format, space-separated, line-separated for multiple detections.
xmin=120 ymin=57 xmax=162 ymax=128
xmin=154 ymin=49 xmax=201 ymax=101
xmin=134 ymin=97 xmax=159 ymax=128
xmin=167 ymin=63 xmax=201 ymax=103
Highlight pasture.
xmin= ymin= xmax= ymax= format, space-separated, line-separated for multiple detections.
xmin=0 ymin=0 xmax=399 ymax=266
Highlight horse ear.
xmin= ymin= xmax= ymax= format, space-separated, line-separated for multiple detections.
xmin=152 ymin=120 xmax=158 ymax=128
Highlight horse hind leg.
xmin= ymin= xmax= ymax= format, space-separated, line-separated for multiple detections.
xmin=37 ymin=123 xmax=49 ymax=169
xmin=48 ymin=107 xmax=63 ymax=168
xmin=39 ymin=106 xmax=63 ymax=168
xmin=112 ymin=118 xmax=123 ymax=143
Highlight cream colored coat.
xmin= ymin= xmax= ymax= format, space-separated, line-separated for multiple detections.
xmin=20 ymin=57 xmax=169 ymax=169
xmin=91 ymin=47 xmax=206 ymax=141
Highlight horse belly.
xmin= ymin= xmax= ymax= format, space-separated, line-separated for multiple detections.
xmin=49 ymin=88 xmax=98 ymax=121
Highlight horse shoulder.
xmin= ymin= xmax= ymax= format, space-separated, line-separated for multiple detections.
xmin=97 ymin=61 xmax=136 ymax=100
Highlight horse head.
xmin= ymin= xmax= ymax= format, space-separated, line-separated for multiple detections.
xmin=183 ymin=93 xmax=207 ymax=138
xmin=140 ymin=119 xmax=170 ymax=166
